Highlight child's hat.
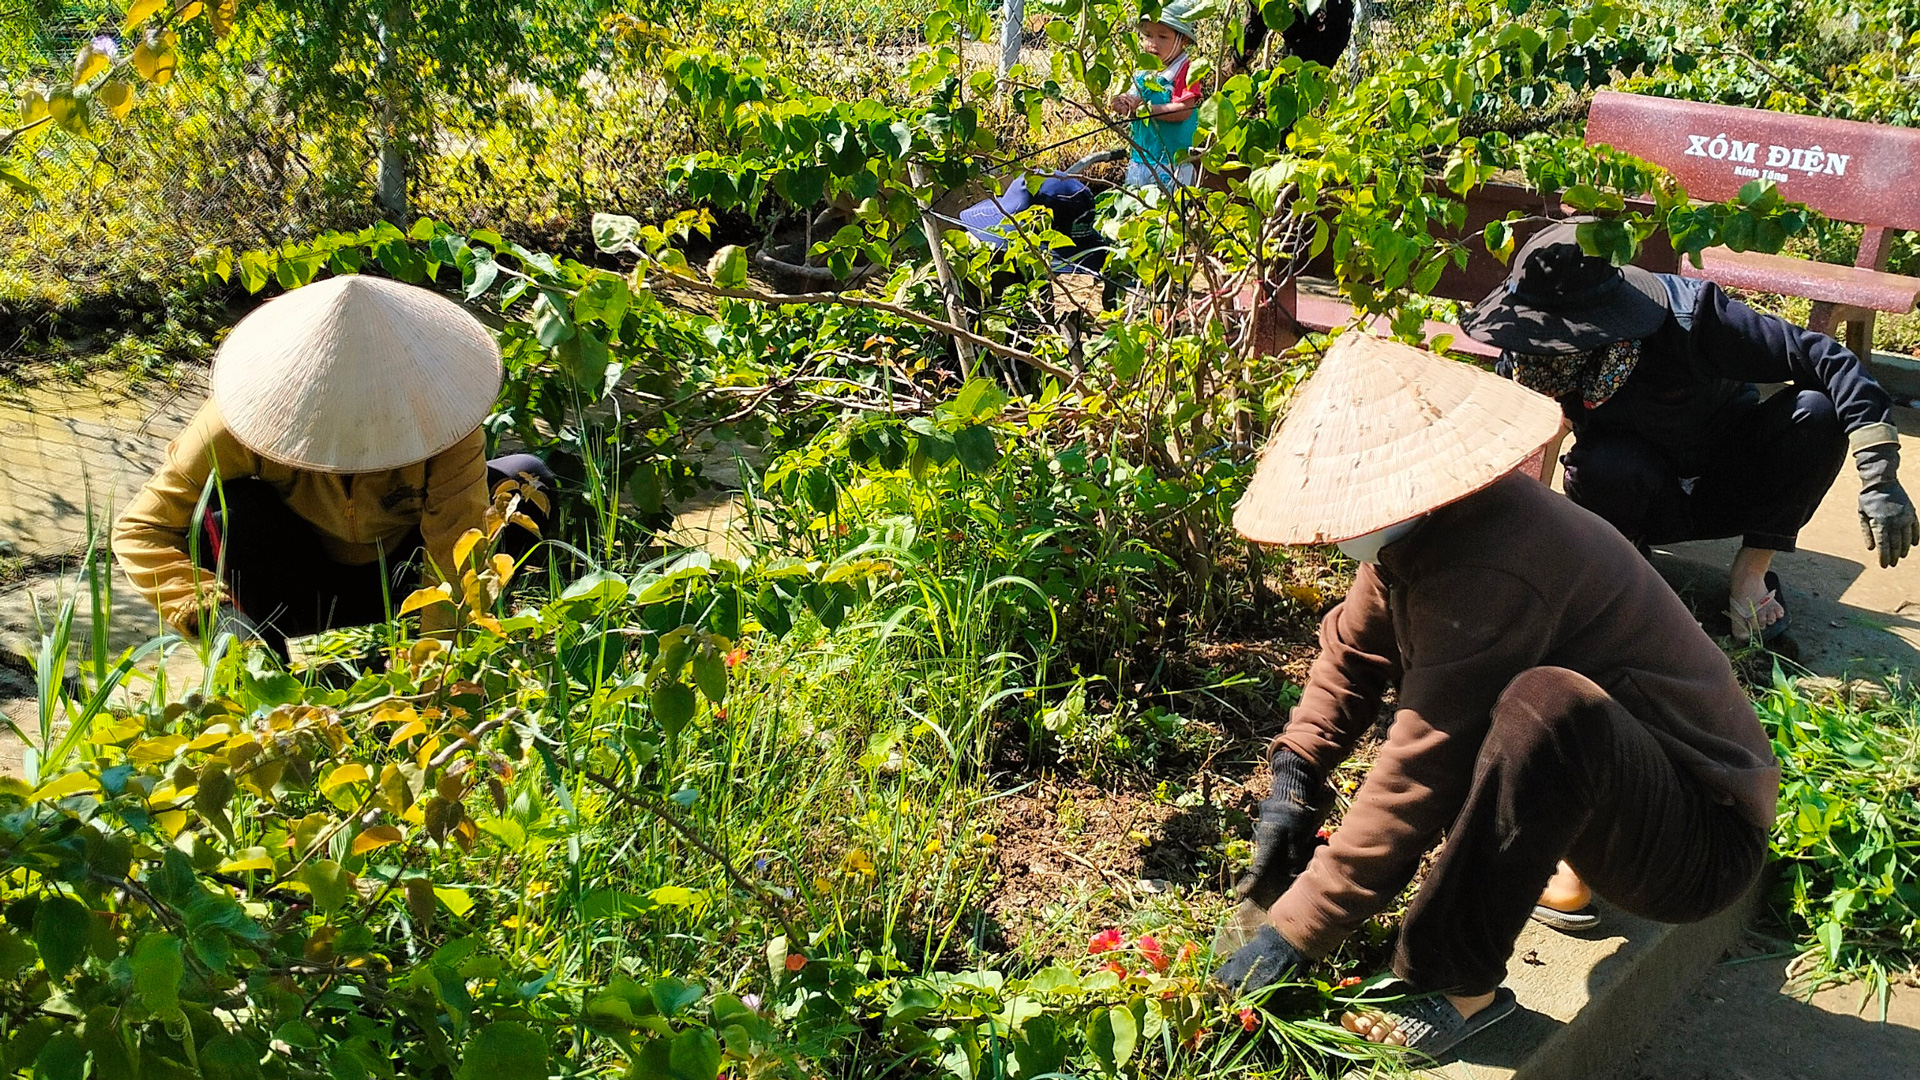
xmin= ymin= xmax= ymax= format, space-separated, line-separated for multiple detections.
xmin=212 ymin=275 xmax=504 ymax=473
xmin=1232 ymin=333 xmax=1565 ymax=545
xmin=1148 ymin=0 xmax=1216 ymax=40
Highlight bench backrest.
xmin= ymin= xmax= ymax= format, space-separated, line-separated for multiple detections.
xmin=1586 ymin=90 xmax=1920 ymax=233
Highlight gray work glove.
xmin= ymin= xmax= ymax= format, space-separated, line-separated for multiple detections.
xmin=1856 ymin=443 xmax=1918 ymax=569
xmin=1234 ymin=748 xmax=1333 ymax=910
xmin=1212 ymin=924 xmax=1306 ymax=996
xmin=205 ymin=604 xmax=263 ymax=645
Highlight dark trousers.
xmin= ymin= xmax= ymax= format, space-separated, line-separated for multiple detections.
xmin=1393 ymin=667 xmax=1768 ymax=996
xmin=1562 ymin=389 xmax=1846 ymax=552
xmin=194 ymin=454 xmax=553 ymax=657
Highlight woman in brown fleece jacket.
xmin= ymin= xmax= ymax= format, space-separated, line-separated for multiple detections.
xmin=1215 ymin=335 xmax=1777 ymax=1058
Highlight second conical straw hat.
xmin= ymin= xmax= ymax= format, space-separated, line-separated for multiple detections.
xmin=212 ymin=275 xmax=504 ymax=474
xmin=1233 ymin=333 xmax=1565 ymax=545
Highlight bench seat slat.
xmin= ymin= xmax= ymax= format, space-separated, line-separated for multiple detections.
xmin=1679 ymin=248 xmax=1920 ymax=314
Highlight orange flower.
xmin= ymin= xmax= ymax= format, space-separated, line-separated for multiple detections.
xmin=1238 ymin=1007 xmax=1258 ymax=1032
xmin=726 ymin=646 xmax=748 ymax=668
xmin=1337 ymin=975 xmax=1363 ymax=987
xmin=785 ymin=952 xmax=807 ymax=971
xmin=1101 ymin=960 xmax=1128 ymax=978
xmin=1088 ymin=928 xmax=1124 ymax=954
xmin=1175 ymin=941 xmax=1200 ymax=966
xmin=1137 ymin=934 xmax=1169 ymax=972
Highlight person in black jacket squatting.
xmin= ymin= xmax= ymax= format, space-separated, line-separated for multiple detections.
xmin=1462 ymin=219 xmax=1918 ymax=646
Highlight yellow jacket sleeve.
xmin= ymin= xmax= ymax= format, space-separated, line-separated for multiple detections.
xmin=110 ymin=403 xmax=260 ymax=634
xmin=416 ymin=429 xmax=490 ymax=633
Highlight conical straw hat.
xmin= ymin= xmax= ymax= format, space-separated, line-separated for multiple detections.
xmin=211 ymin=275 xmax=503 ymax=473
xmin=1233 ymin=333 xmax=1564 ymax=545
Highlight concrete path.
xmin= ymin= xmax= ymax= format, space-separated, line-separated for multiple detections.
xmin=1626 ymin=938 xmax=1920 ymax=1080
xmin=0 ymin=376 xmax=203 ymax=560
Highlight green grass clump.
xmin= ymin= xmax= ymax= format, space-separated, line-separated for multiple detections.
xmin=1755 ymin=671 xmax=1920 ymax=991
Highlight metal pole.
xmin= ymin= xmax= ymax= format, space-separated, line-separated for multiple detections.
xmin=998 ymin=0 xmax=1026 ymax=91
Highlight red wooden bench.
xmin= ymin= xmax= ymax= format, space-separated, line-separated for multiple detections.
xmin=1585 ymin=89 xmax=1920 ymax=360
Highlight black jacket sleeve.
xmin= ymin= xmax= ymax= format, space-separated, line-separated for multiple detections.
xmin=1677 ymin=277 xmax=1895 ymax=436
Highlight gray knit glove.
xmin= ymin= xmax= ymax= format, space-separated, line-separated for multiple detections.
xmin=1857 ymin=443 xmax=1918 ymax=569
xmin=1234 ymin=748 xmax=1333 ymax=910
xmin=1213 ymin=925 xmax=1306 ymax=996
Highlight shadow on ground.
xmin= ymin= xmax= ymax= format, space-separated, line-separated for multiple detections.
xmin=1626 ymin=940 xmax=1920 ymax=1080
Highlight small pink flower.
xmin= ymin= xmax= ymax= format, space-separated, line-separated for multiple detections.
xmin=1238 ymin=1007 xmax=1259 ymax=1032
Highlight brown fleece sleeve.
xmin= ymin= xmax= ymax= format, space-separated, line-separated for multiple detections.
xmin=1273 ymin=563 xmax=1404 ymax=773
xmin=110 ymin=403 xmax=260 ymax=634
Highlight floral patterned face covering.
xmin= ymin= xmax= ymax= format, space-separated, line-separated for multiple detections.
xmin=1508 ymin=339 xmax=1643 ymax=408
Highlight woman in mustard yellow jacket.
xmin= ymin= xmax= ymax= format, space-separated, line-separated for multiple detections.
xmin=112 ymin=275 xmax=551 ymax=659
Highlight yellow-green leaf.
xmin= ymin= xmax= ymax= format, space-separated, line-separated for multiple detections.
xmin=398 ymin=584 xmax=453 ymax=616
xmin=21 ymin=88 xmax=47 ymax=123
xmin=98 ymin=80 xmax=133 ymax=119
xmin=73 ymin=45 xmax=109 ymax=85
xmin=388 ymin=718 xmax=428 ymax=746
xmin=217 ymin=847 xmax=274 ymax=873
xmin=128 ymin=735 xmax=188 ymax=765
xmin=125 ymin=0 xmax=166 ymax=32
xmin=452 ymin=528 xmax=485 ymax=570
xmin=351 ymin=825 xmax=404 ymax=855
xmin=320 ymin=764 xmax=370 ymax=793
xmin=434 ymin=887 xmax=475 ymax=918
xmin=33 ymin=772 xmax=98 ymax=802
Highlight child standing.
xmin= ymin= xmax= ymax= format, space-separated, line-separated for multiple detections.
xmin=1109 ymin=1 xmax=1206 ymax=190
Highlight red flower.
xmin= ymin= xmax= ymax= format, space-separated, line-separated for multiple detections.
xmin=1238 ymin=1007 xmax=1259 ymax=1032
xmin=1316 ymin=826 xmax=1332 ymax=840
xmin=785 ymin=952 xmax=807 ymax=971
xmin=1186 ymin=1026 xmax=1211 ymax=1050
xmin=1337 ymin=975 xmax=1363 ymax=987
xmin=726 ymin=646 xmax=748 ymax=668
xmin=1101 ymin=960 xmax=1128 ymax=978
xmin=1088 ymin=928 xmax=1124 ymax=954
xmin=1138 ymin=934 xmax=1169 ymax=971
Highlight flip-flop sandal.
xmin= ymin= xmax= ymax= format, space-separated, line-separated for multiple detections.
xmin=1725 ymin=570 xmax=1791 ymax=645
xmin=1349 ymin=986 xmax=1519 ymax=1060
xmin=1529 ymin=903 xmax=1601 ymax=931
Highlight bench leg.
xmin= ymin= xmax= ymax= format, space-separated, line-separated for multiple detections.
xmin=1806 ymin=300 xmax=1840 ymax=338
xmin=1843 ymin=313 xmax=1875 ymax=361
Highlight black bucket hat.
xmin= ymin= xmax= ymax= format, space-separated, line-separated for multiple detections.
xmin=1462 ymin=219 xmax=1671 ymax=356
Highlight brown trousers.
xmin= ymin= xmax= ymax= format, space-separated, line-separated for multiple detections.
xmin=1394 ymin=667 xmax=1768 ymax=996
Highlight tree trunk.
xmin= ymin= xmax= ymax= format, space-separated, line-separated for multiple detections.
xmin=375 ymin=0 xmax=410 ymax=221
xmin=997 ymin=0 xmax=1025 ymax=92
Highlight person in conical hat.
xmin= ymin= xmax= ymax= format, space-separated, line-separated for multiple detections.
xmin=112 ymin=275 xmax=554 ymax=659
xmin=1212 ymin=334 xmax=1776 ymax=1059
xmin=1463 ymin=219 xmax=1915 ymax=646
